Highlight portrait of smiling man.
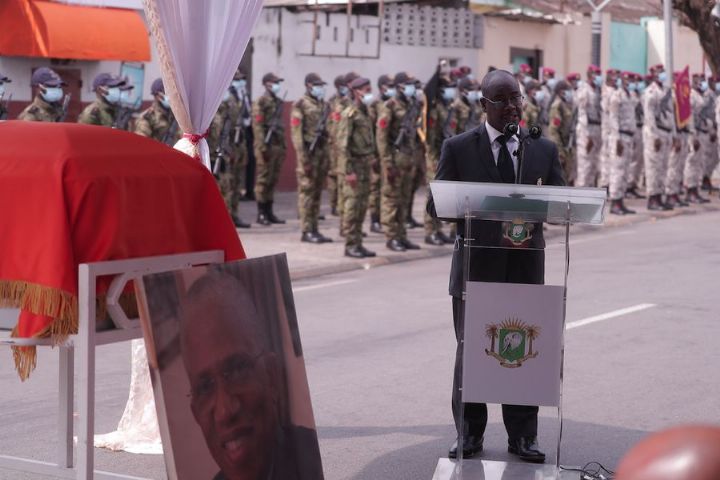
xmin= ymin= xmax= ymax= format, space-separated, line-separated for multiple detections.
xmin=175 ymin=266 xmax=324 ymax=480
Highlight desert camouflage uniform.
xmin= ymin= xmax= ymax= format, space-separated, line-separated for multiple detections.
xmin=424 ymin=99 xmax=457 ymax=236
xmin=17 ymin=95 xmax=62 ymax=122
xmin=702 ymin=89 xmax=719 ymax=179
xmin=684 ymin=88 xmax=711 ymax=190
xmin=608 ymin=88 xmax=636 ymax=200
xmin=666 ymin=104 xmax=693 ymax=197
xmin=337 ymin=103 xmax=375 ymax=249
xmin=643 ymin=82 xmax=674 ymax=196
xmin=252 ymin=92 xmax=286 ymax=203
xmin=77 ymin=95 xmax=116 ymax=127
xmin=209 ymin=94 xmax=246 ymax=217
xmin=548 ymin=95 xmax=575 ymax=184
xmin=455 ymin=96 xmax=484 ymax=133
xmin=575 ymin=81 xmax=602 ymax=187
xmin=376 ymin=94 xmax=420 ymax=243
xmin=134 ymin=101 xmax=177 ymax=144
xmin=291 ymin=93 xmax=330 ymax=235
xmin=599 ymin=83 xmax=616 ymax=187
xmin=522 ymin=100 xmax=540 ymax=130
xmin=629 ymin=90 xmax=645 ymax=190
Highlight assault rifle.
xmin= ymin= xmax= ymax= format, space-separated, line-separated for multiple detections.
xmin=234 ymin=91 xmax=252 ymax=146
xmin=56 ymin=94 xmax=71 ymax=122
xmin=264 ymin=92 xmax=287 ymax=145
xmin=394 ymin=98 xmax=421 ymax=149
xmin=466 ymin=104 xmax=481 ymax=132
xmin=113 ymin=106 xmax=137 ymax=130
xmin=697 ymin=96 xmax=717 ymax=133
xmin=309 ymin=101 xmax=330 ymax=153
xmin=565 ymin=106 xmax=579 ymax=150
xmin=213 ymin=114 xmax=233 ymax=176
xmin=657 ymin=88 xmax=674 ymax=129
xmin=0 ymin=93 xmax=11 ymax=120
xmin=441 ymin=105 xmax=456 ymax=141
xmin=162 ymin=118 xmax=179 ymax=146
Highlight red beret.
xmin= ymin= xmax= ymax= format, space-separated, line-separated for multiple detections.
xmin=542 ymin=67 xmax=555 ymax=75
xmin=519 ymin=63 xmax=533 ymax=74
xmin=587 ymin=65 xmax=601 ymax=73
xmin=566 ymin=73 xmax=581 ymax=81
xmin=650 ymin=63 xmax=665 ymax=72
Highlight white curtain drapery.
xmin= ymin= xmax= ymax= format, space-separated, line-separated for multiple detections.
xmin=142 ymin=0 xmax=264 ymax=169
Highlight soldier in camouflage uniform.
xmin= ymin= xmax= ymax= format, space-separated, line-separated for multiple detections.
xmin=208 ymin=74 xmax=252 ymax=229
xmin=18 ymin=68 xmax=67 ymax=122
xmin=134 ymin=78 xmax=178 ymax=144
xmin=664 ymin=71 xmax=693 ymax=209
xmin=643 ymin=64 xmax=675 ymax=210
xmin=0 ymin=73 xmax=11 ymax=121
xmin=367 ymin=75 xmax=395 ymax=234
xmin=337 ymin=77 xmax=378 ymax=259
xmin=684 ymin=73 xmax=712 ymax=203
xmin=376 ymin=71 xmax=422 ymax=252
xmin=521 ymin=80 xmax=543 ymax=129
xmin=607 ymin=71 xmax=637 ymax=215
xmin=423 ymin=76 xmax=458 ymax=246
xmin=253 ymin=72 xmax=287 ymax=226
xmin=702 ymin=75 xmax=719 ymax=193
xmin=336 ymin=72 xmax=361 ymax=234
xmin=574 ymin=65 xmax=602 ymax=187
xmin=548 ymin=80 xmax=576 ymax=184
xmin=454 ymin=77 xmax=484 ymax=133
xmin=290 ymin=73 xmax=333 ymax=244
xmin=600 ymin=69 xmax=620 ymax=188
xmin=78 ymin=73 xmax=125 ymax=127
xmin=406 ymin=78 xmax=427 ymax=231
xmin=327 ymin=75 xmax=350 ymax=216
xmin=626 ymin=73 xmax=646 ymax=198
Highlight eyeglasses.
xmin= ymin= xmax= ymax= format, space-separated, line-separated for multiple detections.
xmin=483 ymin=94 xmax=525 ymax=107
xmin=188 ymin=352 xmax=265 ymax=409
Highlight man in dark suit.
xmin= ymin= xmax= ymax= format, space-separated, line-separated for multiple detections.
xmin=428 ymin=69 xmax=565 ymax=463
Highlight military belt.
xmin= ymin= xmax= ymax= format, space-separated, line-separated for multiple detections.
xmin=657 ymin=125 xmax=672 ymax=133
xmin=620 ymin=130 xmax=635 ymax=137
xmin=588 ymin=119 xmax=601 ymax=126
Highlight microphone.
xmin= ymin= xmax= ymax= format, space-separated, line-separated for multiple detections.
xmin=528 ymin=124 xmax=542 ymax=139
xmin=503 ymin=122 xmax=519 ymax=138
xmin=513 ymin=124 xmax=542 ymax=183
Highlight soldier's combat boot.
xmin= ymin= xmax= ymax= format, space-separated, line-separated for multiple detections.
xmin=313 ymin=230 xmax=334 ymax=243
xmin=425 ymin=233 xmax=445 ymax=245
xmin=257 ymin=202 xmax=272 ymax=226
xmin=437 ymin=231 xmax=454 ymax=244
xmin=401 ymin=238 xmax=421 ymax=250
xmin=620 ymin=200 xmax=636 ymax=214
xmin=232 ymin=215 xmax=251 ymax=229
xmin=386 ymin=239 xmax=406 ymax=252
xmin=625 ymin=185 xmax=646 ymax=199
xmin=610 ymin=199 xmax=626 ymax=215
xmin=301 ymin=231 xmax=323 ymax=244
xmin=359 ymin=245 xmax=376 ymax=258
xmin=344 ymin=246 xmax=365 ymax=258
xmin=647 ymin=195 xmax=666 ymax=211
xmin=266 ymin=201 xmax=286 ymax=224
xmin=667 ymin=194 xmax=689 ymax=208
xmin=370 ymin=214 xmax=383 ymax=234
xmin=685 ymin=187 xmax=710 ymax=204
xmin=701 ymin=176 xmax=716 ymax=193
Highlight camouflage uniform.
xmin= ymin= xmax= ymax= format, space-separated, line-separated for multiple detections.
xmin=643 ymin=82 xmax=674 ymax=197
xmin=77 ymin=95 xmax=117 ymax=126
xmin=134 ymin=101 xmax=176 ymax=143
xmin=327 ymin=94 xmax=349 ymax=213
xmin=702 ymin=89 xmax=719 ymax=180
xmin=252 ymin=92 xmax=286 ymax=203
xmin=209 ymin=94 xmax=246 ymax=218
xmin=291 ymin=93 xmax=330 ymax=235
xmin=599 ymin=83 xmax=616 ymax=187
xmin=367 ymin=98 xmax=384 ymax=225
xmin=575 ymin=81 xmax=602 ymax=187
xmin=607 ymin=87 xmax=636 ymax=200
xmin=424 ymin=99 xmax=457 ymax=237
xmin=548 ymin=95 xmax=575 ymax=184
xmin=522 ymin=100 xmax=540 ymax=130
xmin=337 ymin=103 xmax=375 ymax=250
xmin=628 ymin=90 xmax=645 ymax=191
xmin=455 ymin=97 xmax=484 ymax=133
xmin=376 ymin=94 xmax=420 ymax=243
xmin=17 ymin=96 xmax=62 ymax=122
xmin=684 ymin=88 xmax=710 ymax=190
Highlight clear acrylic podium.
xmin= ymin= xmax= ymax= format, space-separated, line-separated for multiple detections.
xmin=429 ymin=180 xmax=606 ymax=480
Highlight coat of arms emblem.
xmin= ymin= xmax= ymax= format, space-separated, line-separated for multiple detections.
xmin=501 ymin=218 xmax=534 ymax=248
xmin=485 ymin=317 xmax=540 ymax=368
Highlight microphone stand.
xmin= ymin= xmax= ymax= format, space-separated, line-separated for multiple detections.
xmin=513 ymin=125 xmax=542 ymax=184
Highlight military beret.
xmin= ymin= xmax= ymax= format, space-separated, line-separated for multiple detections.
xmin=92 ymin=73 xmax=125 ymax=91
xmin=233 ymin=67 xmax=247 ymax=80
xmin=262 ymin=72 xmax=283 ymax=84
xmin=691 ymin=73 xmax=706 ymax=80
xmin=649 ymin=64 xmax=665 ymax=73
xmin=518 ymin=63 xmax=533 ymax=74
xmin=542 ymin=67 xmax=555 ymax=76
xmin=377 ymin=74 xmax=394 ymax=88
xmin=621 ymin=71 xmax=634 ymax=79
xmin=394 ymin=71 xmax=416 ymax=85
xmin=587 ymin=65 xmax=601 ymax=73
xmin=459 ymin=66 xmax=472 ymax=76
xmin=31 ymin=67 xmax=65 ymax=87
xmin=349 ymin=77 xmax=370 ymax=90
xmin=344 ymin=71 xmax=360 ymax=85
xmin=566 ymin=73 xmax=581 ymax=81
xmin=151 ymin=78 xmax=165 ymax=95
xmin=449 ymin=68 xmax=463 ymax=80
xmin=305 ymin=73 xmax=326 ymax=85
xmin=458 ymin=77 xmax=476 ymax=90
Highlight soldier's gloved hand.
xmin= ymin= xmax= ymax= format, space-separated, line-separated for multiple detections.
xmin=616 ymin=140 xmax=624 ymax=157
xmin=303 ymin=160 xmax=313 ymax=176
xmin=586 ymin=139 xmax=594 ymax=153
xmin=673 ymin=138 xmax=681 ymax=153
xmin=693 ymin=140 xmax=701 ymax=152
xmin=654 ymin=138 xmax=662 ymax=152
xmin=346 ymin=172 xmax=358 ymax=189
xmin=371 ymin=158 xmax=381 ymax=174
xmin=387 ymin=166 xmax=398 ymax=183
xmin=711 ymin=134 xmax=717 ymax=143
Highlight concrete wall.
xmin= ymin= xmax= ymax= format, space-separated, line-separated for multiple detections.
xmin=646 ymin=18 xmax=707 ymax=74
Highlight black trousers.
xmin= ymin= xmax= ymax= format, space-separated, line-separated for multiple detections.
xmin=451 ymin=249 xmax=544 ymax=441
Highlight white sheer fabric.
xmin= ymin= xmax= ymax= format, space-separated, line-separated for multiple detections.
xmin=94 ymin=340 xmax=163 ymax=455
xmin=143 ymin=0 xmax=264 ymax=169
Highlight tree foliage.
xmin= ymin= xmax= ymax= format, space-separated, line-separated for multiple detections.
xmin=673 ymin=0 xmax=720 ymax=74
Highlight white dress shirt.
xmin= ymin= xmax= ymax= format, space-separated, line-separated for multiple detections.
xmin=485 ymin=121 xmax=520 ymax=176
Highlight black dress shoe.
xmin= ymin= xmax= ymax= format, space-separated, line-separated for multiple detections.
xmin=301 ymin=232 xmax=323 ymax=244
xmin=344 ymin=246 xmax=365 ymax=258
xmin=508 ymin=437 xmax=546 ymax=463
xmin=370 ymin=221 xmax=383 ymax=234
xmin=386 ymin=239 xmax=406 ymax=252
xmin=359 ymin=245 xmax=376 ymax=257
xmin=401 ymin=238 xmax=421 ymax=250
xmin=232 ymin=215 xmax=251 ymax=229
xmin=425 ymin=233 xmax=445 ymax=246
xmin=448 ymin=436 xmax=483 ymax=459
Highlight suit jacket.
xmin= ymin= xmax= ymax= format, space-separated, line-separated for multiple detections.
xmin=427 ymin=123 xmax=565 ymax=297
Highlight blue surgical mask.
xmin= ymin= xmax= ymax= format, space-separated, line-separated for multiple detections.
xmin=0 ymin=85 xmax=5 ymax=98
xmin=563 ymin=90 xmax=573 ymax=103
xmin=628 ymin=83 xmax=636 ymax=92
xmin=657 ymin=71 xmax=668 ymax=83
xmin=120 ymin=89 xmax=132 ymax=104
xmin=41 ymin=87 xmax=63 ymax=103
xmin=232 ymin=80 xmax=246 ymax=92
xmin=271 ymin=83 xmax=282 ymax=94
xmin=716 ymin=82 xmax=720 ymax=93
xmin=339 ymin=86 xmax=349 ymax=97
xmin=637 ymin=81 xmax=647 ymax=92
xmin=546 ymin=78 xmax=558 ymax=90
xmin=700 ymin=81 xmax=709 ymax=92
xmin=160 ymin=94 xmax=170 ymax=109
xmin=362 ymin=93 xmax=375 ymax=106
xmin=615 ymin=78 xmax=623 ymax=88
xmin=533 ymin=90 xmax=546 ymax=103
xmin=593 ymin=75 xmax=603 ymax=87
xmin=311 ymin=85 xmax=325 ymax=100
xmin=384 ymin=87 xmax=397 ymax=99
xmin=222 ymin=89 xmax=231 ymax=102
xmin=104 ymin=87 xmax=121 ymax=105
xmin=402 ymin=84 xmax=416 ymax=98
xmin=442 ymin=88 xmax=457 ymax=101
xmin=523 ymin=77 xmax=533 ymax=86
xmin=466 ymin=91 xmax=479 ymax=103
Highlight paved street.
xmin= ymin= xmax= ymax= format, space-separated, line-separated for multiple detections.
xmin=1 ymin=207 xmax=719 ymax=479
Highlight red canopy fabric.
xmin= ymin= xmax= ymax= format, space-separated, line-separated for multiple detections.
xmin=0 ymin=121 xmax=245 ymax=378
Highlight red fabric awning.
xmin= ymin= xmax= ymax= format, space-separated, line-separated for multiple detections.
xmin=0 ymin=0 xmax=150 ymax=61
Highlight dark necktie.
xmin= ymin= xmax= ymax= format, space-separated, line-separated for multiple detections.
xmin=496 ymin=135 xmax=516 ymax=184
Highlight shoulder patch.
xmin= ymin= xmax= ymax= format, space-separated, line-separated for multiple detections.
xmin=552 ymin=117 xmax=561 ymax=127
xmin=332 ymin=111 xmax=342 ymax=122
xmin=291 ymin=117 xmax=301 ymax=127
xmin=255 ymin=114 xmax=264 ymax=123
xmin=378 ymin=118 xmax=389 ymax=129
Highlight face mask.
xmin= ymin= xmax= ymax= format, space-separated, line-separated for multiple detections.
xmin=442 ymin=88 xmax=457 ymax=101
xmin=270 ymin=83 xmax=282 ymax=94
xmin=533 ymin=90 xmax=546 ymax=103
xmin=716 ymin=82 xmax=720 ymax=93
xmin=593 ymin=75 xmax=603 ymax=87
xmin=466 ymin=74 xmax=475 ymax=80
xmin=657 ymin=71 xmax=668 ymax=83
xmin=311 ymin=85 xmax=325 ymax=100
xmin=41 ymin=87 xmax=63 ymax=103
xmin=546 ymin=78 xmax=558 ymax=90
xmin=103 ymin=87 xmax=121 ymax=105
xmin=222 ymin=89 xmax=231 ymax=102
xmin=160 ymin=94 xmax=171 ymax=109
xmin=466 ymin=91 xmax=479 ymax=103
xmin=637 ymin=81 xmax=647 ymax=92
xmin=384 ymin=87 xmax=397 ymax=99
xmin=339 ymin=86 xmax=349 ymax=97
xmin=402 ymin=84 xmax=416 ymax=98
xmin=232 ymin=80 xmax=246 ymax=92
xmin=120 ymin=89 xmax=132 ymax=104
xmin=0 ymin=85 xmax=5 ymax=98
xmin=615 ymin=78 xmax=623 ymax=88
xmin=563 ymin=90 xmax=573 ymax=103
xmin=415 ymin=89 xmax=424 ymax=101
xmin=523 ymin=77 xmax=533 ymax=86
xmin=700 ymin=81 xmax=709 ymax=92
xmin=362 ymin=93 xmax=375 ymax=106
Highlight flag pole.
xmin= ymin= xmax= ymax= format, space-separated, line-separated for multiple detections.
xmin=663 ymin=0 xmax=676 ymax=135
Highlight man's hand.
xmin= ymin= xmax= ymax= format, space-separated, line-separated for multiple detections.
xmin=616 ymin=140 xmax=624 ymax=157
xmin=346 ymin=172 xmax=358 ymax=189
xmin=711 ymin=134 xmax=717 ymax=143
xmin=586 ymin=138 xmax=594 ymax=154
xmin=693 ymin=140 xmax=701 ymax=152
xmin=654 ymin=138 xmax=662 ymax=152
xmin=673 ymin=137 xmax=681 ymax=153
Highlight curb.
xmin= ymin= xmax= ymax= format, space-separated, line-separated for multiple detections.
xmin=288 ymin=201 xmax=720 ymax=282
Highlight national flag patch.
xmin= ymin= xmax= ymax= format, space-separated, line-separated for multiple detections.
xmin=552 ymin=118 xmax=561 ymax=127
xmin=255 ymin=114 xmax=264 ymax=123
xmin=332 ymin=112 xmax=341 ymax=122
xmin=291 ymin=117 xmax=301 ymax=127
xmin=379 ymin=118 xmax=388 ymax=129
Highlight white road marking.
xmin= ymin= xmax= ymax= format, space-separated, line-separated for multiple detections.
xmin=293 ymin=279 xmax=357 ymax=293
xmin=567 ymin=303 xmax=656 ymax=330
